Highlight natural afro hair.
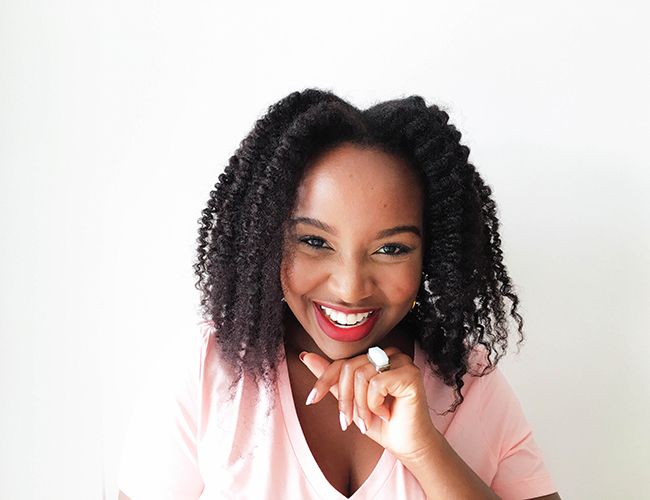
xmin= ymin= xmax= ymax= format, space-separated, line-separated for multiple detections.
xmin=193 ymin=88 xmax=525 ymax=415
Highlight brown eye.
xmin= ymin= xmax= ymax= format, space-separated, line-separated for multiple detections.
xmin=376 ymin=244 xmax=412 ymax=256
xmin=298 ymin=236 xmax=331 ymax=250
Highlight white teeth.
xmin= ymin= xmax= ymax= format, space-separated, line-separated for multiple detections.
xmin=319 ymin=305 xmax=373 ymax=326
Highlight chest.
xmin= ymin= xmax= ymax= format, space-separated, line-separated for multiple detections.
xmin=289 ymin=360 xmax=385 ymax=498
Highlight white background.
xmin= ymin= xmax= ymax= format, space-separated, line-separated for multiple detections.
xmin=1 ymin=1 xmax=648 ymax=499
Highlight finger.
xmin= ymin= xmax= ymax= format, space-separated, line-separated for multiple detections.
xmin=299 ymin=351 xmax=330 ymax=379
xmin=337 ymin=359 xmax=366 ymax=431
xmin=381 ymin=346 xmax=402 ymax=358
xmin=352 ymin=364 xmax=374 ymax=433
xmin=357 ymin=365 xmax=393 ymax=424
xmin=380 ymin=348 xmax=412 ymax=367
xmin=365 ymin=352 xmax=414 ymax=420
xmin=300 ymin=352 xmax=341 ymax=402
xmin=366 ymin=371 xmax=392 ymax=421
xmin=353 ymin=350 xmax=411 ymax=431
xmin=300 ymin=349 xmax=411 ymax=407
xmin=300 ymin=346 xmax=404 ymax=381
xmin=367 ymin=361 xmax=422 ymax=416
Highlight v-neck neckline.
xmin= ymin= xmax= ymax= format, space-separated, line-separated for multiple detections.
xmin=277 ymin=341 xmax=424 ymax=499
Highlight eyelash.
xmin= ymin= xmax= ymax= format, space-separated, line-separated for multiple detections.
xmin=298 ymin=236 xmax=413 ymax=257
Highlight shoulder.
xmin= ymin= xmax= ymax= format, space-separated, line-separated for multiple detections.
xmin=445 ymin=345 xmax=531 ymax=456
xmin=195 ymin=318 xmax=238 ymax=380
xmin=464 ymin=344 xmax=514 ymax=404
xmin=197 ymin=318 xmax=217 ymax=353
xmin=466 ymin=342 xmax=492 ymax=376
xmin=473 ymin=361 xmax=538 ymax=464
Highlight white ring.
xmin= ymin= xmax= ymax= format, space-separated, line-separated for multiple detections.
xmin=367 ymin=346 xmax=391 ymax=373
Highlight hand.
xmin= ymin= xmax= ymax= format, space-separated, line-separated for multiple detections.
xmin=299 ymin=347 xmax=441 ymax=461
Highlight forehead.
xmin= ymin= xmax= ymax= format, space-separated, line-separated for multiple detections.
xmin=293 ymin=143 xmax=423 ymax=228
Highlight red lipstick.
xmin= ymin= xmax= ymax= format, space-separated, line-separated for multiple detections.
xmin=312 ymin=302 xmax=381 ymax=342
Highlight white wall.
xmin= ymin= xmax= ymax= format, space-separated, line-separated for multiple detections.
xmin=1 ymin=1 xmax=648 ymax=499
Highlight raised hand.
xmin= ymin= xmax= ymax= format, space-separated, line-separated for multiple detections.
xmin=299 ymin=346 xmax=441 ymax=461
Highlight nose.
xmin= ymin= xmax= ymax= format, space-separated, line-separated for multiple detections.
xmin=329 ymin=259 xmax=375 ymax=306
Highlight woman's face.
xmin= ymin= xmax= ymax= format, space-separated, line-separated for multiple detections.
xmin=280 ymin=143 xmax=424 ymax=361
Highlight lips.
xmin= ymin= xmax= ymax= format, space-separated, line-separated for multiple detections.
xmin=312 ymin=302 xmax=381 ymax=342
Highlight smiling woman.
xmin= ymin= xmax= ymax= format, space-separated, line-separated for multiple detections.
xmin=280 ymin=144 xmax=424 ymax=357
xmin=117 ymin=89 xmax=561 ymax=499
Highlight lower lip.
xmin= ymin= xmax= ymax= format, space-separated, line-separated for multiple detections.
xmin=312 ymin=303 xmax=381 ymax=342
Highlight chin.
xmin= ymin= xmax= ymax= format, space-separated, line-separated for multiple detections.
xmin=319 ymin=335 xmax=381 ymax=361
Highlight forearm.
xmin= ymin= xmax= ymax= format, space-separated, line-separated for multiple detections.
xmin=398 ymin=430 xmax=500 ymax=500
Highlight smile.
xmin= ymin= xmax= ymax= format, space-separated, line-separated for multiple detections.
xmin=312 ymin=302 xmax=381 ymax=342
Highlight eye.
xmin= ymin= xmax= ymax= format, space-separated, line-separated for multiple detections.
xmin=298 ymin=236 xmax=331 ymax=250
xmin=375 ymin=243 xmax=413 ymax=257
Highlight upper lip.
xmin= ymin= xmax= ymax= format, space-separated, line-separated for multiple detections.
xmin=313 ymin=300 xmax=380 ymax=315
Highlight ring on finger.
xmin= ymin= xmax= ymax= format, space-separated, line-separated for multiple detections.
xmin=367 ymin=346 xmax=391 ymax=373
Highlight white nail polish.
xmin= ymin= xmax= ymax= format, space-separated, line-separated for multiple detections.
xmin=358 ymin=418 xmax=367 ymax=434
xmin=306 ymin=388 xmax=317 ymax=405
xmin=339 ymin=411 xmax=348 ymax=431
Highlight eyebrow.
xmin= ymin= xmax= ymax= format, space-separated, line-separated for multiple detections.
xmin=289 ymin=216 xmax=421 ymax=239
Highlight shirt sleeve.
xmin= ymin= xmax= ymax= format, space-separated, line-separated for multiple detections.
xmin=117 ymin=323 xmax=211 ymax=500
xmin=480 ymin=366 xmax=559 ymax=500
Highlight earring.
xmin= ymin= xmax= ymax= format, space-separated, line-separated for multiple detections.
xmin=411 ymin=300 xmax=417 ymax=310
xmin=281 ymin=297 xmax=286 ymax=303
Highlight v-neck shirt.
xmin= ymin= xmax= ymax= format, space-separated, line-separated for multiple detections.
xmin=118 ymin=320 xmax=558 ymax=500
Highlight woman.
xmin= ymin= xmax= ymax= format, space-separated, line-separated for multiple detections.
xmin=118 ymin=89 xmax=561 ymax=499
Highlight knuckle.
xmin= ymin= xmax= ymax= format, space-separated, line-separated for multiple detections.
xmin=395 ymin=352 xmax=411 ymax=364
xmin=368 ymin=377 xmax=381 ymax=391
xmin=367 ymin=402 xmax=380 ymax=414
xmin=340 ymin=362 xmax=353 ymax=377
xmin=315 ymin=376 xmax=333 ymax=391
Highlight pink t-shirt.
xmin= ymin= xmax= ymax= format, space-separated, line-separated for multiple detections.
xmin=118 ymin=320 xmax=558 ymax=499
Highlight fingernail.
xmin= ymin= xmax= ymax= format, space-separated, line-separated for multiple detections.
xmin=339 ymin=411 xmax=348 ymax=431
xmin=358 ymin=418 xmax=367 ymax=434
xmin=299 ymin=351 xmax=307 ymax=362
xmin=305 ymin=388 xmax=317 ymax=405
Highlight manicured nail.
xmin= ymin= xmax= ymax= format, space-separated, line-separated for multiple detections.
xmin=357 ymin=418 xmax=367 ymax=434
xmin=339 ymin=411 xmax=348 ymax=431
xmin=305 ymin=388 xmax=317 ymax=405
xmin=299 ymin=351 xmax=307 ymax=362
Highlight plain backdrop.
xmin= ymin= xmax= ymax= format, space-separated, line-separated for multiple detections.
xmin=1 ymin=1 xmax=648 ymax=499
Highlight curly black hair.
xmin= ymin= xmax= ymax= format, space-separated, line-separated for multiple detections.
xmin=193 ymin=88 xmax=525 ymax=415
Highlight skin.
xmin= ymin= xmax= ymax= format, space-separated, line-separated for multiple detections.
xmin=278 ymin=142 xmax=561 ymax=500
xmin=117 ymin=145 xmax=561 ymax=499
xmin=280 ymin=142 xmax=425 ymax=363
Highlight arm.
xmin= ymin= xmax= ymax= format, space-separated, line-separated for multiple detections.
xmin=300 ymin=348 xmax=501 ymax=498
xmin=399 ymin=429 xmax=500 ymax=500
xmin=400 ymin=432 xmax=562 ymax=500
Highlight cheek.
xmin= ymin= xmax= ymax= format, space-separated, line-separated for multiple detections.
xmin=281 ymin=254 xmax=324 ymax=295
xmin=379 ymin=263 xmax=422 ymax=302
